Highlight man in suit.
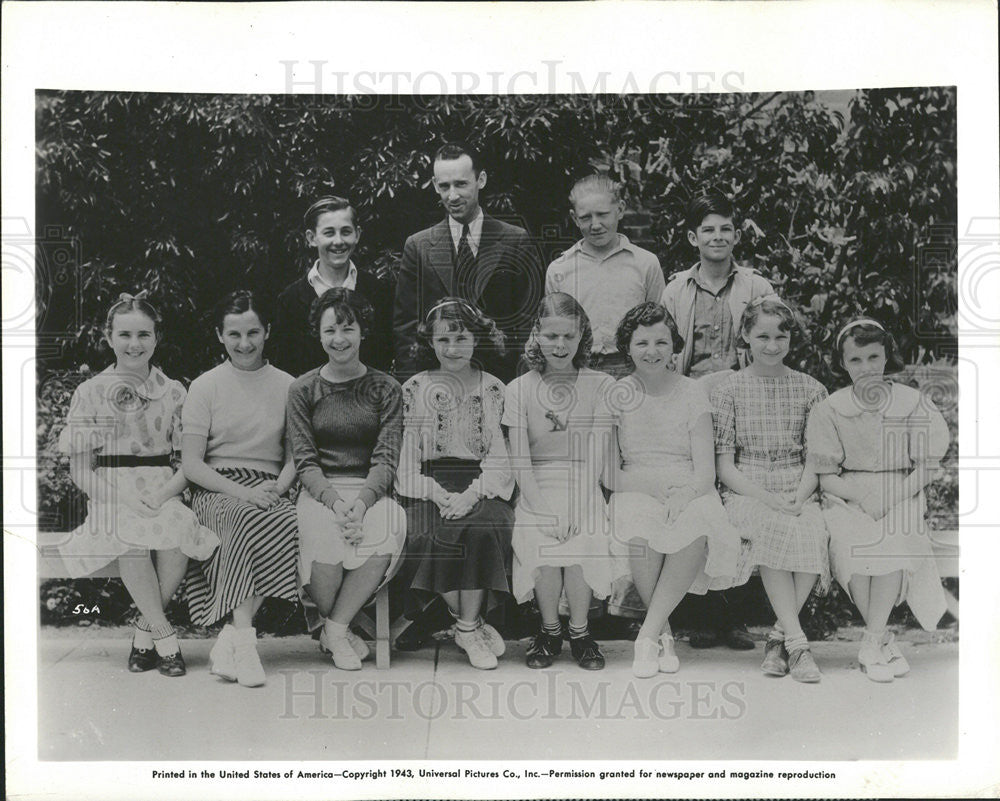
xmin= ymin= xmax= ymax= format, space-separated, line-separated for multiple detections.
xmin=392 ymin=142 xmax=543 ymax=651
xmin=393 ymin=142 xmax=543 ymax=383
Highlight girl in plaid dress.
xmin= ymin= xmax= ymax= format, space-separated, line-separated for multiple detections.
xmin=711 ymin=296 xmax=829 ymax=683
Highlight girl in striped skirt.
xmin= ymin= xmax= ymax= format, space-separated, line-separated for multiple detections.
xmin=182 ymin=291 xmax=300 ymax=687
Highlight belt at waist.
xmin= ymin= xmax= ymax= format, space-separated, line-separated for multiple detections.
xmin=94 ymin=454 xmax=172 ymax=468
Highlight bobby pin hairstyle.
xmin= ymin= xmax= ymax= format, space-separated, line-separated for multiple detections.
xmin=831 ymin=318 xmax=905 ymax=376
xmin=213 ymin=289 xmax=272 ymax=333
xmin=524 ymin=292 xmax=593 ymax=373
xmin=411 ymin=297 xmax=506 ymax=373
xmin=735 ymin=295 xmax=802 ymax=352
xmin=309 ymin=287 xmax=373 ymax=339
xmin=616 ymin=302 xmax=685 ymax=360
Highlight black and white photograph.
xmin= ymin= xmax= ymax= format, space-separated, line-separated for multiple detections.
xmin=4 ymin=2 xmax=999 ymax=800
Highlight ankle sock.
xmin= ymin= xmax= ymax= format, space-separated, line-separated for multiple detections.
xmin=133 ymin=616 xmax=154 ymax=649
xmin=324 ymin=620 xmax=349 ymax=640
xmin=455 ymin=617 xmax=479 ymax=634
xmin=151 ymin=623 xmax=178 ymax=657
xmin=568 ymin=622 xmax=589 ymax=640
xmin=541 ymin=621 xmax=562 ymax=637
xmin=769 ymin=623 xmax=786 ymax=643
xmin=785 ymin=633 xmax=808 ymax=653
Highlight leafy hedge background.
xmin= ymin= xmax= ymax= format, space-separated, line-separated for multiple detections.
xmin=37 ymin=88 xmax=957 ymax=636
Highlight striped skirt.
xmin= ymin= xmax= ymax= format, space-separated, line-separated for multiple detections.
xmin=185 ymin=468 xmax=300 ymax=626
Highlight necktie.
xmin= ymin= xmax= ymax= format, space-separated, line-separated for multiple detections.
xmin=455 ymin=224 xmax=475 ymax=296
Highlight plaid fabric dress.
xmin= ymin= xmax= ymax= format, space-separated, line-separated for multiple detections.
xmin=711 ymin=369 xmax=831 ymax=590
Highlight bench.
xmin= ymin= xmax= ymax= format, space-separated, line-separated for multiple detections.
xmin=37 ymin=532 xmax=395 ymax=669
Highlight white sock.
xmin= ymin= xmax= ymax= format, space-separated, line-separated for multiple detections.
xmin=324 ymin=620 xmax=349 ymax=640
xmin=153 ymin=633 xmax=179 ymax=657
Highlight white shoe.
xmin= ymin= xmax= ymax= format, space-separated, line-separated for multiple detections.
xmin=231 ymin=627 xmax=266 ymax=687
xmin=632 ymin=637 xmax=660 ymax=678
xmin=319 ymin=627 xmax=370 ymax=661
xmin=658 ymin=634 xmax=680 ymax=673
xmin=881 ymin=631 xmax=910 ymax=677
xmin=478 ymin=622 xmax=506 ymax=657
xmin=454 ymin=628 xmax=498 ymax=670
xmin=859 ymin=632 xmax=894 ymax=683
xmin=209 ymin=624 xmax=237 ymax=682
xmin=347 ymin=630 xmax=370 ymax=661
xmin=322 ymin=625 xmax=362 ymax=671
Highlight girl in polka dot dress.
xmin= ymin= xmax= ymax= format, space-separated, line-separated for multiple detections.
xmin=57 ymin=292 xmax=218 ymax=677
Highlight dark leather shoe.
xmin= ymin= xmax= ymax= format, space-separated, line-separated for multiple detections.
xmin=526 ymin=631 xmax=563 ymax=669
xmin=569 ymin=635 xmax=605 ymax=670
xmin=723 ymin=624 xmax=756 ymax=651
xmin=128 ymin=641 xmax=158 ymax=673
xmin=157 ymin=650 xmax=187 ymax=677
xmin=394 ymin=621 xmax=435 ymax=652
xmin=688 ymin=628 xmax=719 ymax=649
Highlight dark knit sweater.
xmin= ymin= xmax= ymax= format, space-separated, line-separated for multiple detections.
xmin=286 ymin=367 xmax=402 ymax=509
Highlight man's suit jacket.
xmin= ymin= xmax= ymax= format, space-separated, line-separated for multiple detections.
xmin=393 ymin=214 xmax=543 ymax=382
xmin=271 ymin=267 xmax=394 ymax=378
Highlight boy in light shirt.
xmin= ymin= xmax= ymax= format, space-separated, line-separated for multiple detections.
xmin=545 ymin=174 xmax=665 ymax=379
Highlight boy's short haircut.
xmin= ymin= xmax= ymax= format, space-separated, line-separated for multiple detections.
xmin=685 ymin=186 xmax=737 ymax=232
xmin=569 ymin=173 xmax=622 ymax=207
xmin=303 ymin=196 xmax=358 ymax=230
xmin=433 ymin=141 xmax=482 ymax=175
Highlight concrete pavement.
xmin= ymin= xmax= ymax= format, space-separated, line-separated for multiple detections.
xmin=37 ymin=627 xmax=957 ymax=762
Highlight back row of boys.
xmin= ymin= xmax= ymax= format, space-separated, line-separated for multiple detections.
xmin=269 ymin=141 xmax=774 ymax=653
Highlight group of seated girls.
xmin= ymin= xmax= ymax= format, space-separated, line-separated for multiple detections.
xmin=57 ymin=283 xmax=949 ymax=688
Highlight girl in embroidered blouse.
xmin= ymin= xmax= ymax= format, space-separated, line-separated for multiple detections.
xmin=57 ymin=292 xmax=218 ymax=677
xmin=396 ymin=298 xmax=514 ymax=670
xmin=711 ymin=296 xmax=829 ymax=683
xmin=503 ymin=292 xmax=615 ymax=671
xmin=605 ymin=303 xmax=740 ymax=678
xmin=805 ymin=319 xmax=949 ymax=682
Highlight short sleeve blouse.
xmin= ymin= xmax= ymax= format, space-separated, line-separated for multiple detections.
xmin=805 ymin=383 xmax=950 ymax=475
xmin=502 ymin=368 xmax=614 ymax=463
xmin=609 ymin=375 xmax=711 ymax=469
xmin=57 ymin=366 xmax=186 ymax=457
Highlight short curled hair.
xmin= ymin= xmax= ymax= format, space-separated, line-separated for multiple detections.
xmin=212 ymin=289 xmax=271 ymax=333
xmin=309 ymin=287 xmax=374 ymax=339
xmin=524 ymin=292 xmax=593 ymax=373
xmin=303 ymin=196 xmax=359 ymax=230
xmin=736 ymin=295 xmax=803 ymax=354
xmin=615 ymin=302 xmax=685 ymax=361
xmin=411 ymin=297 xmax=505 ymax=373
xmin=685 ymin=186 xmax=737 ymax=232
xmin=831 ymin=319 xmax=905 ymax=376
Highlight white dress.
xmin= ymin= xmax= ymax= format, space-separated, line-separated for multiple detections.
xmin=806 ymin=383 xmax=949 ymax=630
xmin=607 ymin=375 xmax=740 ymax=595
xmin=502 ymin=368 xmax=615 ymax=603
xmin=56 ymin=366 xmax=218 ymax=576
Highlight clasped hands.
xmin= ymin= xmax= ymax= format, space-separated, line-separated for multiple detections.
xmin=324 ymin=495 xmax=368 ymax=545
xmin=432 ymin=485 xmax=480 ymax=521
